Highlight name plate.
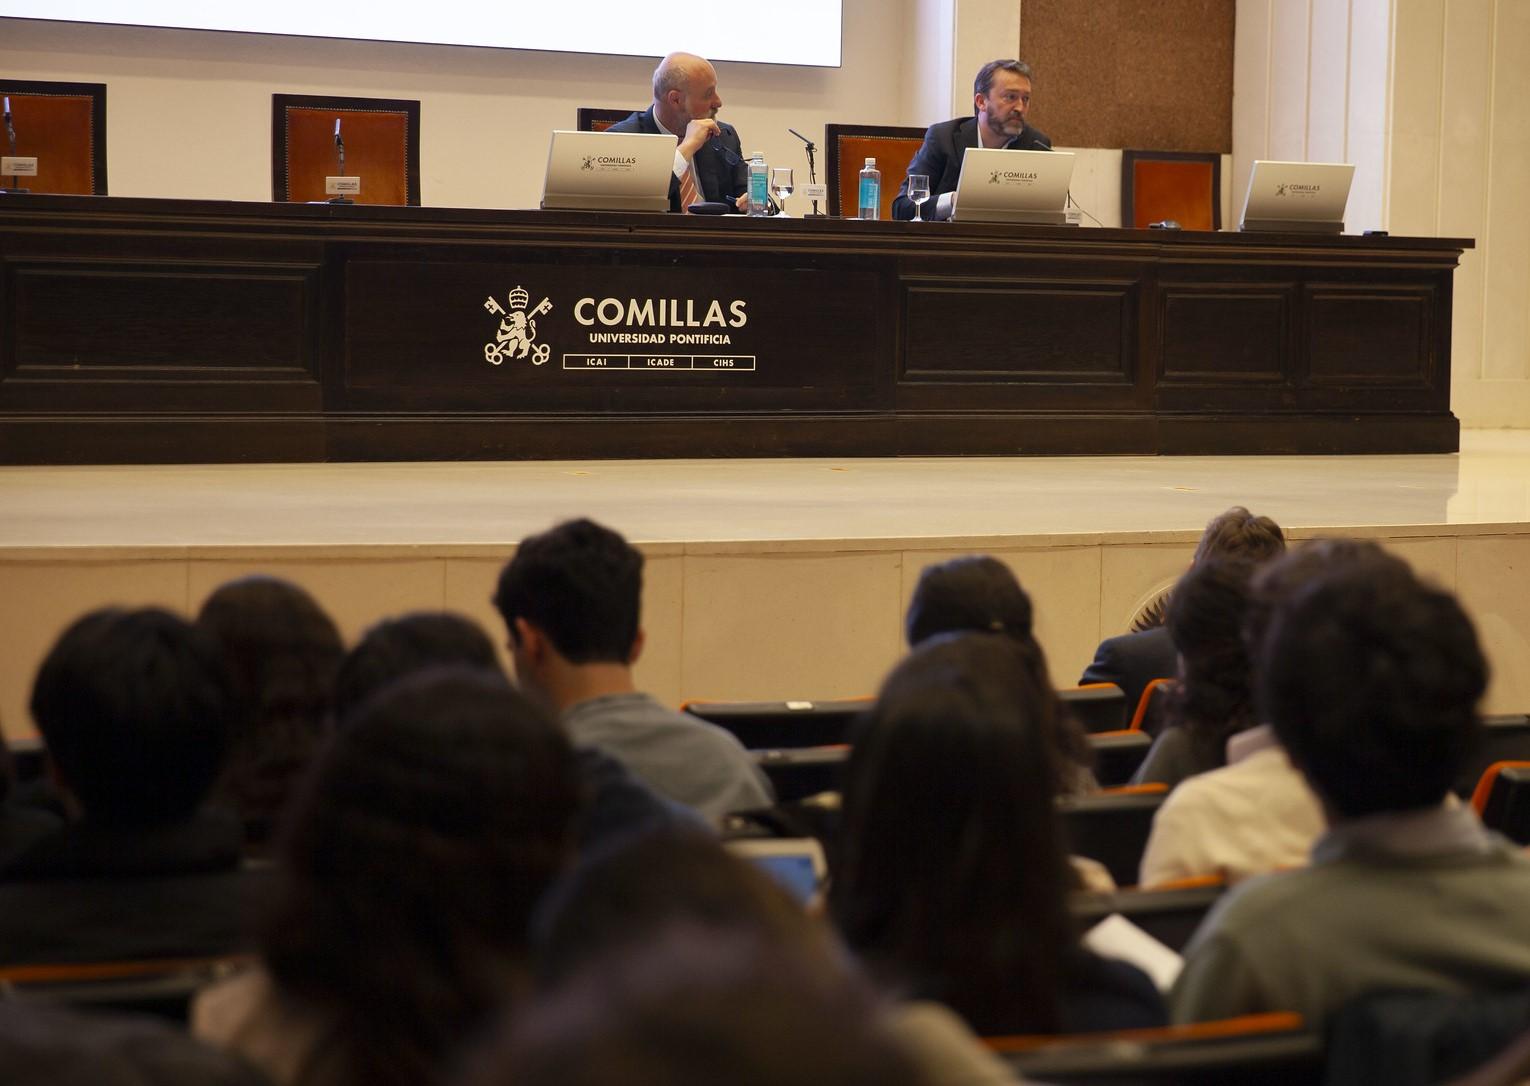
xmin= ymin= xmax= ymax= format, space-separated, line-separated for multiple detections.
xmin=2 ymin=156 xmax=38 ymax=177
xmin=801 ymin=182 xmax=828 ymax=203
xmin=325 ymin=176 xmax=360 ymax=195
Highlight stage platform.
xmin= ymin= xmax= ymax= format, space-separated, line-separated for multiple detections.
xmin=3 ymin=431 xmax=1529 ymax=739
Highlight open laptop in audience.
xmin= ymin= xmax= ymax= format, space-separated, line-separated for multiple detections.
xmin=541 ymin=130 xmax=676 ymax=212
xmin=1238 ymin=160 xmax=1355 ymax=233
xmin=952 ymin=147 xmax=1075 ymax=225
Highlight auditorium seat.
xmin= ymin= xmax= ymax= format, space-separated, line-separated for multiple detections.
xmin=823 ymin=123 xmax=926 ymax=218
xmin=1058 ymin=787 xmax=1167 ymax=888
xmin=751 ymin=745 xmax=848 ymax=802
xmin=1472 ymin=762 xmax=1530 ymax=845
xmin=682 ymin=698 xmax=869 ymax=749
xmin=1060 ymin=684 xmax=1131 ymax=734
xmin=990 ymin=1013 xmax=1320 ymax=1085
xmin=0 ymin=955 xmax=248 ymax=1024
xmin=1121 ymin=150 xmax=1222 ymax=231
xmin=1089 ymin=729 xmax=1154 ymax=787
xmin=1072 ymin=876 xmax=1227 ymax=952
xmin=1454 ymin=715 xmax=1530 ymax=799
xmin=576 ymin=108 xmax=631 ymax=133
xmin=1130 ymin=678 xmax=1176 ymax=737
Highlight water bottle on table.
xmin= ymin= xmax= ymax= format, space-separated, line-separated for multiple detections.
xmin=748 ymin=152 xmax=770 ymax=216
xmin=858 ymin=158 xmax=881 ymax=220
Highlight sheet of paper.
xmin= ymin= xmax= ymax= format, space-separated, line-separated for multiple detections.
xmin=1084 ymin=912 xmax=1184 ymax=993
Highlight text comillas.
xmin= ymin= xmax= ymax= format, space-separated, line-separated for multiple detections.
xmin=575 ymin=296 xmax=748 ymax=346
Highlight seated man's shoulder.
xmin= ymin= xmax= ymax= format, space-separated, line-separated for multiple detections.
xmin=603 ymin=110 xmax=648 ymax=133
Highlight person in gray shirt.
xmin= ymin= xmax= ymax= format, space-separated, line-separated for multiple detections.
xmin=492 ymin=518 xmax=772 ymax=825
xmin=1172 ymin=541 xmax=1530 ymax=1026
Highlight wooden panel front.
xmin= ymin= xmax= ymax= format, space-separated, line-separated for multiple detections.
xmin=0 ymin=196 xmax=1472 ymax=461
xmin=1160 ymin=285 xmax=1289 ymax=384
xmin=902 ymin=280 xmax=1135 ymax=393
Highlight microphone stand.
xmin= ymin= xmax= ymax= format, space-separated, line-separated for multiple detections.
xmin=2 ymin=99 xmax=28 ymax=195
xmin=329 ymin=118 xmax=353 ymax=205
xmin=788 ymin=128 xmax=823 ymax=217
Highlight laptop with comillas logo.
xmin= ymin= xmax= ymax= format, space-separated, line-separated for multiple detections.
xmin=951 ymin=147 xmax=1076 ymax=225
xmin=1239 ymin=160 xmax=1355 ymax=233
xmin=542 ymin=130 xmax=676 ymax=212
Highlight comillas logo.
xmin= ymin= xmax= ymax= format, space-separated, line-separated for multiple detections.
xmin=574 ymin=297 xmax=748 ymax=330
xmin=483 ymin=285 xmax=553 ymax=366
xmin=988 ymin=170 xmax=1039 ymax=184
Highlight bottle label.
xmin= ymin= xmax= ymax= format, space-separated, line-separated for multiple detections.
xmin=859 ymin=176 xmax=880 ymax=213
xmin=750 ymin=171 xmax=769 ymax=206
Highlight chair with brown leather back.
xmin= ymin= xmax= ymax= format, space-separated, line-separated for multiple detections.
xmin=824 ymin=123 xmax=926 ymax=218
xmin=0 ymin=79 xmax=107 ymax=195
xmin=272 ymin=94 xmax=420 ymax=206
xmin=576 ymin=108 xmax=633 ymax=133
xmin=1122 ymin=150 xmax=1221 ymax=231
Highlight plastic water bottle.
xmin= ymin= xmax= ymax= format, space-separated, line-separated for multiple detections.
xmin=858 ymin=157 xmax=881 ymax=220
xmin=748 ymin=152 xmax=769 ymax=216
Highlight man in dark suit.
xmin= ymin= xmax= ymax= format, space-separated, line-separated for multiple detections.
xmin=892 ymin=59 xmax=1051 ymax=221
xmin=607 ymin=52 xmax=748 ymax=214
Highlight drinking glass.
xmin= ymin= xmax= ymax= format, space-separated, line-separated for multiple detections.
xmin=770 ymin=166 xmax=794 ymax=216
xmin=908 ymin=174 xmax=931 ymax=222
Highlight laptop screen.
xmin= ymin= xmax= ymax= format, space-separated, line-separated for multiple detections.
xmin=952 ymin=148 xmax=1075 ymax=224
xmin=542 ymin=129 xmax=677 ymax=213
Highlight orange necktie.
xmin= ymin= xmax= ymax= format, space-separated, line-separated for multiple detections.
xmin=679 ymin=161 xmax=702 ymax=212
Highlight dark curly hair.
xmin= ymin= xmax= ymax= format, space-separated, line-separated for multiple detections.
xmin=1258 ymin=543 xmax=1486 ymax=818
xmin=1163 ymin=559 xmax=1260 ymax=768
xmin=196 ymin=576 xmax=343 ymax=847
xmin=261 ymin=668 xmax=580 ymax=1086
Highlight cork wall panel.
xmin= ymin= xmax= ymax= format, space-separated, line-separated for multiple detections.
xmin=1019 ymin=0 xmax=1234 ymax=152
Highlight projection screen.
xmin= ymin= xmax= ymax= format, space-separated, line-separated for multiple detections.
xmin=0 ymin=3 xmax=844 ymax=67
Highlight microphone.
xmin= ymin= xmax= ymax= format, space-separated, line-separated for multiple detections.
xmin=788 ymin=127 xmax=823 ymax=217
xmin=329 ymin=117 xmax=352 ymax=204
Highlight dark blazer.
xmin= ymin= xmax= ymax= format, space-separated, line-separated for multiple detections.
xmin=1078 ymin=626 xmax=1177 ymax=723
xmin=605 ymin=106 xmax=748 ymax=212
xmin=891 ymin=115 xmax=1052 ymax=220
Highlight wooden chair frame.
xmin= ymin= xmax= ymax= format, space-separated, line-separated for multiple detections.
xmin=1121 ymin=149 xmax=1222 ymax=231
xmin=0 ymin=79 xmax=108 ymax=195
xmin=271 ymin=93 xmax=421 ymax=206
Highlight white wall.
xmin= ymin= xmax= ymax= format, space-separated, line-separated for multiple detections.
xmin=1234 ymin=0 xmax=1530 ymax=429
xmin=0 ymin=3 xmax=922 ymax=209
xmin=1392 ymin=0 xmax=1530 ymax=429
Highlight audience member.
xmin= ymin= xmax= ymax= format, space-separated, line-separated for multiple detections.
xmin=0 ymin=607 xmax=258 ymax=965
xmin=1079 ymin=506 xmax=1285 ymax=714
xmin=530 ymin=830 xmax=1019 ymax=1086
xmin=196 ymin=575 xmax=343 ymax=851
xmin=1172 ymin=543 xmax=1530 ymax=1024
xmin=195 ymin=668 xmax=580 ymax=1086
xmin=334 ymin=609 xmax=690 ymax=847
xmin=1132 ymin=559 xmax=1260 ymax=789
xmin=0 ymin=1001 xmax=270 ymax=1086
xmin=493 ymin=518 xmax=772 ymax=823
xmin=0 ymin=725 xmax=60 ymax=869
xmin=833 ymin=633 xmax=1165 ymax=1037
xmin=331 ymin=610 xmax=497 ymax=722
xmin=1138 ymin=544 xmax=1356 ymax=886
xmin=474 ymin=926 xmax=938 ymax=1086
xmin=905 ymin=555 xmax=1095 ymax=795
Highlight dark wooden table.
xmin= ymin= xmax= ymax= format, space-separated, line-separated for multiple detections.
xmin=0 ymin=195 xmax=1472 ymax=463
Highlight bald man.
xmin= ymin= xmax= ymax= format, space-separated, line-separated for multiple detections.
xmin=607 ymin=52 xmax=748 ymax=213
